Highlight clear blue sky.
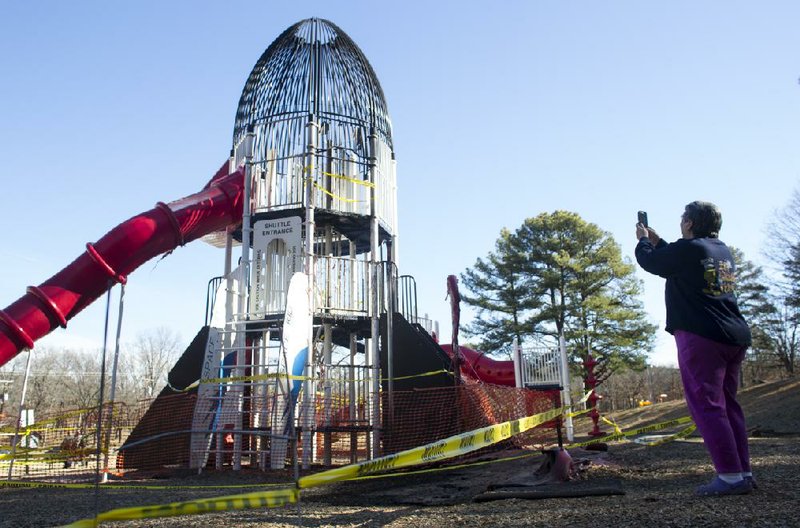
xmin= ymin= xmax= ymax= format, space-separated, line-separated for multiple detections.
xmin=1 ymin=1 xmax=798 ymax=367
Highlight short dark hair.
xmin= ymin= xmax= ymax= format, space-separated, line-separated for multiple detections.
xmin=683 ymin=201 xmax=722 ymax=238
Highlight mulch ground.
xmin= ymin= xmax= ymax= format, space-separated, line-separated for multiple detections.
xmin=2 ymin=378 xmax=797 ymax=528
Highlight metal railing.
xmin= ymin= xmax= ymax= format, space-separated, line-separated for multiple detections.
xmin=397 ymin=275 xmax=417 ymax=323
xmin=249 ymin=149 xmax=396 ymax=236
xmin=517 ymin=345 xmax=563 ymax=388
xmin=205 ymin=276 xmax=225 ymax=326
xmin=316 ymin=256 xmax=371 ymax=316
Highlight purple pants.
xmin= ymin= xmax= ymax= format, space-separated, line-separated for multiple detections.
xmin=675 ymin=330 xmax=750 ymax=474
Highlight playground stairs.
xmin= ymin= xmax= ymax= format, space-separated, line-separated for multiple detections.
xmin=189 ymin=321 xmax=283 ymax=471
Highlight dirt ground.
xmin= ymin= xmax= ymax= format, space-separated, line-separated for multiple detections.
xmin=1 ymin=378 xmax=798 ymax=528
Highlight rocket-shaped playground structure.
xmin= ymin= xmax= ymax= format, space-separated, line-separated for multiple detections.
xmin=0 ymin=19 xmax=568 ymax=472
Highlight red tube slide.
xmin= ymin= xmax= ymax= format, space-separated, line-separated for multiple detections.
xmin=0 ymin=161 xmax=245 ymax=367
xmin=439 ymin=344 xmax=516 ymax=386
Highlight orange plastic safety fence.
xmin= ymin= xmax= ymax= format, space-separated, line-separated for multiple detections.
xmin=1 ymin=384 xmax=560 ymax=482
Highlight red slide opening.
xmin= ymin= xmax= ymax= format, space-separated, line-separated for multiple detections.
xmin=0 ymin=162 xmax=245 ymax=367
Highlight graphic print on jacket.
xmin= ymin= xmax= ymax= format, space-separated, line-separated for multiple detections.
xmin=701 ymin=257 xmax=737 ymax=296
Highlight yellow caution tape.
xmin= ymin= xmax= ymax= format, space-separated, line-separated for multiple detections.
xmin=166 ymin=373 xmax=308 ymax=392
xmin=2 ymin=377 xmax=698 ymax=528
xmin=635 ymin=424 xmax=697 ymax=447
xmin=569 ymin=416 xmax=694 ymax=448
xmin=166 ymin=380 xmax=200 ymax=393
xmin=176 ymin=368 xmax=452 ymax=392
xmin=34 ymin=405 xmax=691 ymax=526
xmin=320 ymin=169 xmax=375 ymax=188
xmin=0 ymin=480 xmax=96 ymax=489
xmin=312 ymin=181 xmax=363 ymax=203
xmin=567 ymin=407 xmax=592 ymax=419
xmin=383 ymin=369 xmax=450 ymax=382
xmin=615 ymin=415 xmax=693 ymax=437
xmin=601 ymin=416 xmax=623 ymax=434
xmin=298 ymin=405 xmax=565 ymax=489
xmin=203 ymin=372 xmax=307 ymax=385
xmin=560 ymin=391 xmax=593 ymax=418
xmin=303 ymin=165 xmax=375 ymax=188
xmin=0 ymin=445 xmax=40 ymax=455
xmin=0 ymin=447 xmax=101 ymax=462
xmin=351 ymin=450 xmax=541 ymax=482
xmin=0 ymin=479 xmax=290 ymax=491
xmin=61 ymin=487 xmax=299 ymax=527
xmin=3 ymin=453 xmax=541 ymax=491
xmin=0 ymin=405 xmax=114 ymax=434
xmin=4 ymin=427 xmax=91 ymax=436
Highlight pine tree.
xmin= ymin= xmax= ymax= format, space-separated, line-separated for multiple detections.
xmin=783 ymin=244 xmax=800 ymax=308
xmin=732 ymin=246 xmax=798 ymax=377
xmin=461 ymin=211 xmax=656 ymax=379
xmin=460 ymin=228 xmax=537 ymax=354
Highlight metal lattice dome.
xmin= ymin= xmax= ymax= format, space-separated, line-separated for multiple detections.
xmin=233 ymin=18 xmax=393 ymax=155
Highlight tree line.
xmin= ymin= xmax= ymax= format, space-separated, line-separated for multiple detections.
xmin=0 ymin=327 xmax=182 ymax=419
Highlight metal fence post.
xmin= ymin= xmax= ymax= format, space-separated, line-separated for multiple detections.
xmin=558 ymin=334 xmax=574 ymax=442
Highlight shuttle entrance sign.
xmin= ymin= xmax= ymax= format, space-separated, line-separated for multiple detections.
xmin=249 ymin=217 xmax=303 ymax=316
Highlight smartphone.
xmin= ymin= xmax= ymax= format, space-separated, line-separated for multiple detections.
xmin=637 ymin=211 xmax=648 ymax=227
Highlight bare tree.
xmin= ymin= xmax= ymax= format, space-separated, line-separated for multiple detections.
xmin=751 ymin=299 xmax=798 ymax=377
xmin=764 ymin=184 xmax=800 ymax=279
xmin=0 ymin=354 xmax=27 ymax=420
xmin=126 ymin=328 xmax=183 ymax=400
xmin=0 ymin=327 xmax=185 ymax=416
xmin=23 ymin=348 xmax=63 ymax=415
xmin=600 ymin=365 xmax=684 ymax=412
xmin=0 ymin=348 xmax=70 ymax=417
xmin=757 ymin=184 xmax=800 ymax=376
xmin=57 ymin=349 xmax=104 ymax=410
xmin=113 ymin=353 xmax=141 ymax=404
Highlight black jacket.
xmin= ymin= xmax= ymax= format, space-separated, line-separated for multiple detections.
xmin=635 ymin=236 xmax=751 ymax=347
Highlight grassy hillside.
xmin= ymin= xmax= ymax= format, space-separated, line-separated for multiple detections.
xmin=575 ymin=377 xmax=800 ymax=438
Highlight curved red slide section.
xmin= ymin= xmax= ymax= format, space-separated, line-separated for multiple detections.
xmin=0 ymin=162 xmax=245 ymax=367
xmin=439 ymin=344 xmax=515 ymax=386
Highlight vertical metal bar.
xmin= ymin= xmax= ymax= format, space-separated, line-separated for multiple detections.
xmin=240 ymin=127 xmax=255 ymax=304
xmin=349 ymin=241 xmax=356 ymax=313
xmin=258 ymin=329 xmax=271 ymax=470
xmin=94 ymin=282 xmax=113 ymax=516
xmin=363 ymin=337 xmax=371 ymax=458
xmin=559 ymin=334 xmax=574 ymax=442
xmin=232 ymin=128 xmax=256 ymax=471
xmin=368 ymin=129 xmax=381 ymax=458
xmin=223 ymin=230 xmax=234 ymax=340
xmin=386 ymin=251 xmax=394 ymax=428
xmin=325 ymin=143 xmax=333 ymax=209
xmin=101 ymin=283 xmax=125 ymax=483
xmin=349 ymin=332 xmax=357 ymax=463
xmin=301 ymin=113 xmax=318 ymax=469
xmin=6 ymin=347 xmax=32 ymax=480
xmin=323 ymin=225 xmax=333 ymax=467
xmin=323 ymin=323 xmax=332 ymax=466
xmin=215 ymin=229 xmax=234 ymax=472
xmin=390 ymin=157 xmax=398 ymax=260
